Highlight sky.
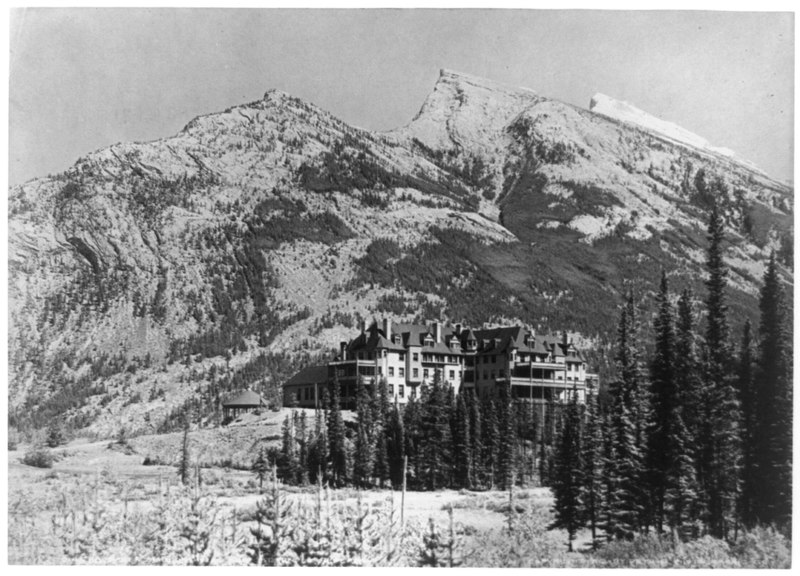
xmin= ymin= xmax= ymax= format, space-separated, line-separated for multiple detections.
xmin=8 ymin=8 xmax=795 ymax=186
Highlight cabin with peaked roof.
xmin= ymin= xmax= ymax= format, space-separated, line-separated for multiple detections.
xmin=283 ymin=317 xmax=598 ymax=410
xmin=222 ymin=390 xmax=266 ymax=420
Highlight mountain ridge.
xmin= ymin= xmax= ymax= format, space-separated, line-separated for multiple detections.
xmin=8 ymin=70 xmax=793 ymax=439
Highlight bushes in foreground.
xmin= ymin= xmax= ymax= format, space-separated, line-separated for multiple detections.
xmin=22 ymin=447 xmax=55 ymax=469
xmin=8 ymin=474 xmax=790 ymax=567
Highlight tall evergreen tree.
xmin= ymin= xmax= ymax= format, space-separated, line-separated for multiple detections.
xmin=453 ymin=393 xmax=473 ymax=488
xmin=702 ymin=202 xmax=741 ymax=539
xmin=482 ymin=396 xmax=500 ymax=488
xmin=737 ymin=320 xmax=757 ymax=528
xmin=468 ymin=393 xmax=484 ymax=488
xmin=754 ymin=252 xmax=792 ymax=532
xmin=353 ymin=377 xmax=375 ymax=487
xmin=551 ymin=386 xmax=583 ymax=551
xmin=308 ymin=404 xmax=328 ymax=485
xmin=606 ymin=378 xmax=644 ymax=540
xmin=403 ymin=393 xmax=423 ymax=489
xmin=675 ymin=290 xmax=703 ymax=446
xmin=663 ymin=407 xmax=700 ymax=540
xmin=646 ymin=272 xmax=675 ymax=533
xmin=420 ymin=372 xmax=453 ymax=490
xmin=581 ymin=380 xmax=604 ymax=549
xmin=498 ymin=382 xmax=516 ymax=490
xmin=387 ymin=401 xmax=406 ymax=488
xmin=178 ymin=420 xmax=191 ymax=485
xmin=605 ymin=296 xmax=647 ymax=538
xmin=327 ymin=375 xmax=348 ymax=486
xmin=279 ymin=413 xmax=298 ymax=483
xmin=372 ymin=378 xmax=391 ymax=486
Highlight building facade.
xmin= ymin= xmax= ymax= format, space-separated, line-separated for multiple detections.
xmin=283 ymin=318 xmax=598 ymax=409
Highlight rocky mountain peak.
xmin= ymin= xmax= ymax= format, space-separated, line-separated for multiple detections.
xmin=589 ymin=92 xmax=737 ymax=160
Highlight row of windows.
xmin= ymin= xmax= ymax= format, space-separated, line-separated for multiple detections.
xmin=388 ymin=384 xmax=406 ymax=397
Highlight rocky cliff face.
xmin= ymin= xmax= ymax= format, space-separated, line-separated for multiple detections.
xmin=8 ymin=69 xmax=792 ymax=438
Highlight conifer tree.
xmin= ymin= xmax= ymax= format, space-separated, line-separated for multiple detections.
xmin=581 ymin=380 xmax=604 ymax=549
xmin=252 ymin=447 xmax=270 ymax=492
xmin=279 ymin=413 xmax=298 ymax=483
xmin=420 ymin=372 xmax=453 ymax=490
xmin=646 ymin=271 xmax=676 ymax=533
xmin=606 ymin=378 xmax=644 ymax=540
xmin=754 ymin=252 xmax=792 ymax=532
xmin=468 ymin=394 xmax=484 ymax=488
xmin=353 ymin=378 xmax=375 ymax=487
xmin=327 ymin=376 xmax=347 ymax=486
xmin=372 ymin=378 xmax=391 ymax=486
xmin=702 ymin=202 xmax=741 ymax=539
xmin=403 ymin=393 xmax=423 ymax=489
xmin=453 ymin=393 xmax=472 ymax=488
xmin=308 ymin=403 xmax=328 ymax=485
xmin=178 ymin=420 xmax=191 ymax=485
xmin=737 ymin=320 xmax=757 ymax=528
xmin=551 ymin=385 xmax=583 ymax=551
xmin=482 ymin=396 xmax=500 ymax=488
xmin=605 ymin=296 xmax=647 ymax=538
xmin=498 ymin=382 xmax=516 ymax=490
xmin=663 ymin=407 xmax=700 ymax=540
xmin=387 ymin=402 xmax=406 ymax=488
xmin=675 ymin=290 xmax=703 ymax=446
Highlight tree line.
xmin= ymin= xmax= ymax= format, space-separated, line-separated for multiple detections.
xmin=550 ymin=202 xmax=792 ymax=550
xmin=267 ymin=369 xmax=566 ymax=493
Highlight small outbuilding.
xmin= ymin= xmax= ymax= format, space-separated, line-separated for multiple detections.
xmin=222 ymin=390 xmax=266 ymax=420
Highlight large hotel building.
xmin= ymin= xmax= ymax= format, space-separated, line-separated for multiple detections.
xmin=284 ymin=318 xmax=598 ymax=409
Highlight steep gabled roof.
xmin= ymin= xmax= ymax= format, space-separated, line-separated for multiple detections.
xmin=285 ymin=364 xmax=329 ymax=386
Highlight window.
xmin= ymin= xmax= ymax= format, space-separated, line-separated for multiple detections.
xmin=491 ymin=370 xmax=496 ymax=380
xmin=413 ymin=353 xmax=419 ymax=362
xmin=492 ymin=355 xmax=497 ymax=363
xmin=413 ymin=368 xmax=419 ymax=378
xmin=483 ymin=371 xmax=488 ymax=380
xmin=378 ymin=366 xmax=383 ymax=375
xmin=423 ymin=369 xmax=429 ymax=379
xmin=499 ymin=369 xmax=505 ymax=378
xmin=399 ymin=385 xmax=405 ymax=398
xmin=389 ymin=367 xmax=394 ymax=377
xmin=449 ymin=370 xmax=455 ymax=380
xmin=399 ymin=353 xmax=405 ymax=361
xmin=389 ymin=385 xmax=394 ymax=395
xmin=399 ymin=367 xmax=405 ymax=377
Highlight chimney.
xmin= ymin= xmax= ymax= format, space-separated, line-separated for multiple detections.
xmin=455 ymin=323 xmax=462 ymax=335
xmin=361 ymin=319 xmax=367 ymax=334
xmin=433 ymin=322 xmax=442 ymax=343
xmin=382 ymin=317 xmax=392 ymax=339
xmin=340 ymin=341 xmax=348 ymax=360
xmin=562 ymin=331 xmax=569 ymax=346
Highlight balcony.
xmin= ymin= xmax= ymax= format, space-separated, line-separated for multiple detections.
xmin=502 ymin=376 xmax=587 ymax=390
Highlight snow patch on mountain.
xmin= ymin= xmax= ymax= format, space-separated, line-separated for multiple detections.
xmin=589 ymin=93 xmax=736 ymax=158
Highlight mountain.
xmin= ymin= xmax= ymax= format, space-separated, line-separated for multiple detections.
xmin=8 ymin=69 xmax=793 ymax=438
xmin=589 ymin=93 xmax=737 ymax=159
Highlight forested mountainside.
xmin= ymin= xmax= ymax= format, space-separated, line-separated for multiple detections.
xmin=8 ymin=69 xmax=792 ymax=439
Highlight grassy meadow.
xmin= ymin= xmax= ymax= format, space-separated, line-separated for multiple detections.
xmin=8 ymin=435 xmax=790 ymax=567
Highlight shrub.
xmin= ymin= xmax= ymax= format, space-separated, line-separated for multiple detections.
xmin=732 ymin=526 xmax=791 ymax=569
xmin=675 ymin=536 xmax=740 ymax=568
xmin=22 ymin=447 xmax=55 ymax=468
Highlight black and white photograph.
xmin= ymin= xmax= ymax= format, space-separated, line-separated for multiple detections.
xmin=6 ymin=6 xmax=794 ymax=567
